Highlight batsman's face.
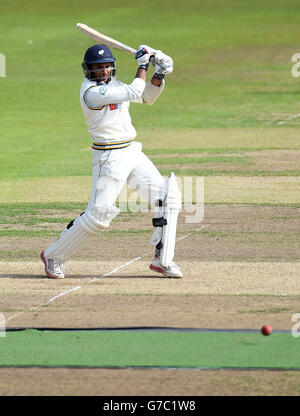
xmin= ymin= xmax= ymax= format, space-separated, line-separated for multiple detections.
xmin=90 ymin=62 xmax=113 ymax=83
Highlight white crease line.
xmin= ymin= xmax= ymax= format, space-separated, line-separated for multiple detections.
xmin=91 ymin=224 xmax=210 ymax=280
xmin=176 ymin=223 xmax=210 ymax=242
xmin=48 ymin=285 xmax=83 ymax=303
xmin=278 ymin=113 xmax=300 ymax=125
xmin=6 ymin=223 xmax=210 ymax=324
xmin=90 ymin=257 xmax=142 ymax=282
xmin=39 ymin=258 xmax=144 ymax=304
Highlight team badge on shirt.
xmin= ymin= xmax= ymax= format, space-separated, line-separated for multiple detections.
xmin=99 ymin=85 xmax=108 ymax=95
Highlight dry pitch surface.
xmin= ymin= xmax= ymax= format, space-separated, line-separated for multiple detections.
xmin=1 ymin=204 xmax=300 ymax=395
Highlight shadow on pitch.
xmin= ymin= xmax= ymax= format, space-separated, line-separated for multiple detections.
xmin=0 ymin=274 xmax=169 ymax=280
xmin=70 ymin=274 xmax=170 ymax=280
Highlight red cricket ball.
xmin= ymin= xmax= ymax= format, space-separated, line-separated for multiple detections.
xmin=261 ymin=325 xmax=272 ymax=336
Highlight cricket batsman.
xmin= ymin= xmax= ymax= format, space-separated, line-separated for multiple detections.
xmin=40 ymin=44 xmax=183 ymax=279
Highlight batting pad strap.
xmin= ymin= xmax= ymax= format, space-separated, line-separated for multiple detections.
xmin=150 ymin=199 xmax=165 ymax=246
xmin=152 ymin=217 xmax=167 ymax=227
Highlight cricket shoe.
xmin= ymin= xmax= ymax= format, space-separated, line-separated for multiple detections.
xmin=150 ymin=257 xmax=183 ymax=278
xmin=40 ymin=251 xmax=65 ymax=279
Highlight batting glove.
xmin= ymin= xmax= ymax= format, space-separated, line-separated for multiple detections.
xmin=152 ymin=50 xmax=173 ymax=79
xmin=139 ymin=44 xmax=156 ymax=57
xmin=154 ymin=50 xmax=173 ymax=68
xmin=135 ymin=46 xmax=151 ymax=70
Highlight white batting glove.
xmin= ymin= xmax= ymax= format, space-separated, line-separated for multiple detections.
xmin=153 ymin=50 xmax=173 ymax=75
xmin=154 ymin=50 xmax=173 ymax=68
xmin=135 ymin=45 xmax=154 ymax=70
xmin=154 ymin=62 xmax=173 ymax=75
xmin=138 ymin=44 xmax=156 ymax=58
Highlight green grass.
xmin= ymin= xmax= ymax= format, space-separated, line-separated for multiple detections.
xmin=237 ymin=308 xmax=291 ymax=314
xmin=145 ymin=147 xmax=291 ymax=155
xmin=0 ymin=203 xmax=84 ymax=231
xmin=0 ymin=202 xmax=86 ymax=214
xmin=0 ymin=217 xmax=70 ymax=225
xmin=0 ymin=229 xmax=151 ymax=237
xmin=0 ymin=230 xmax=59 ymax=237
xmin=152 ymin=156 xmax=249 ymax=165
xmin=0 ymin=329 xmax=298 ymax=369
xmin=160 ymin=169 xmax=300 ymax=176
xmin=202 ymin=230 xmax=300 ymax=239
xmin=0 ymin=203 xmax=151 ymax=240
xmin=0 ymin=250 xmax=41 ymax=261
xmin=1 ymin=0 xmax=300 ymax=181
xmin=102 ymin=229 xmax=151 ymax=236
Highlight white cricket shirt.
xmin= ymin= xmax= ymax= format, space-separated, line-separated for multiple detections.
xmin=80 ymin=77 xmax=145 ymax=148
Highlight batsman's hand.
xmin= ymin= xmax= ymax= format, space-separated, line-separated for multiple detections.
xmin=135 ymin=45 xmax=152 ymax=69
xmin=138 ymin=44 xmax=156 ymax=57
xmin=153 ymin=50 xmax=173 ymax=75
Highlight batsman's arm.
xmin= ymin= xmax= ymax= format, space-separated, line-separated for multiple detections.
xmin=83 ymin=78 xmax=146 ymax=108
xmin=142 ymin=78 xmax=165 ymax=105
xmin=151 ymin=75 xmax=164 ymax=87
xmin=135 ymin=66 xmax=147 ymax=83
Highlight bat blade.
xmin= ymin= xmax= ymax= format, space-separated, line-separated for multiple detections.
xmin=76 ymin=23 xmax=137 ymax=55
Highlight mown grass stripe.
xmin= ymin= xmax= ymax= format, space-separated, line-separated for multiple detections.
xmin=144 ymin=147 xmax=300 ymax=155
xmin=159 ymin=169 xmax=300 ymax=176
xmin=151 ymin=156 xmax=249 ymax=165
xmin=0 ymin=229 xmax=152 ymax=238
xmin=0 ymin=230 xmax=59 ymax=237
xmin=1 ymin=202 xmax=300 ymax=211
xmin=0 ymin=218 xmax=71 ymax=225
xmin=0 ymin=202 xmax=86 ymax=212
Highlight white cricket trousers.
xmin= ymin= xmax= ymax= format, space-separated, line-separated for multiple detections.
xmin=44 ymin=141 xmax=165 ymax=261
xmin=89 ymin=141 xmax=165 ymax=209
